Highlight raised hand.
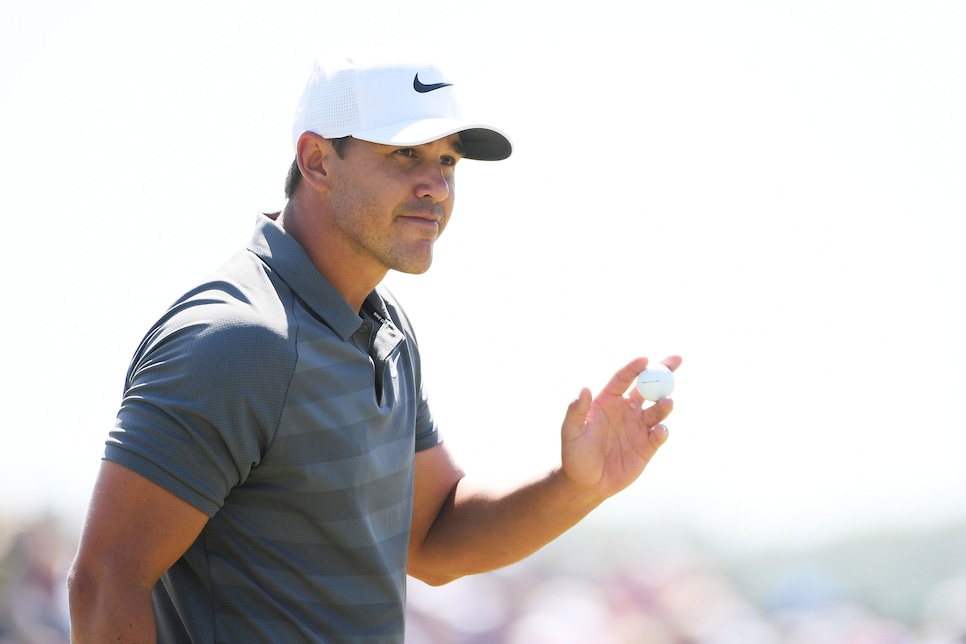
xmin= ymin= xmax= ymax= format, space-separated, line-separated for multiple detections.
xmin=560 ymin=356 xmax=682 ymax=500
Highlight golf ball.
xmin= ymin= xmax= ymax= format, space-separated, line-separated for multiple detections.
xmin=636 ymin=365 xmax=675 ymax=402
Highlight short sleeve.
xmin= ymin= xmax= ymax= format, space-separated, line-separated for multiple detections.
xmin=107 ymin=282 xmax=295 ymax=516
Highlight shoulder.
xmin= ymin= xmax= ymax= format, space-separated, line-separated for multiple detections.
xmin=129 ymin=251 xmax=298 ymax=388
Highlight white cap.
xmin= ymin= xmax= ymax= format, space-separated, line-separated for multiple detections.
xmin=292 ymin=53 xmax=512 ymax=161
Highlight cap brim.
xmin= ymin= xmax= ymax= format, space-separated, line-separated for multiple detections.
xmin=352 ymin=118 xmax=512 ymax=161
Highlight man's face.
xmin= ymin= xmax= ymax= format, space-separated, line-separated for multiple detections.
xmin=325 ymin=134 xmax=463 ymax=276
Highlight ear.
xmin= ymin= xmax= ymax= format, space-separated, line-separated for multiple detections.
xmin=296 ymin=132 xmax=338 ymax=193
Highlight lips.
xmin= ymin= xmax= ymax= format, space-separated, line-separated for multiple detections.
xmin=399 ymin=210 xmax=441 ymax=223
xmin=397 ymin=215 xmax=441 ymax=236
xmin=396 ymin=201 xmax=444 ymax=225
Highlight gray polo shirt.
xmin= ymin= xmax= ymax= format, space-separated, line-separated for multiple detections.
xmin=106 ymin=213 xmax=439 ymax=642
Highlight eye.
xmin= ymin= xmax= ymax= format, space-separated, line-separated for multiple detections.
xmin=395 ymin=148 xmax=417 ymax=158
xmin=441 ymin=155 xmax=459 ymax=167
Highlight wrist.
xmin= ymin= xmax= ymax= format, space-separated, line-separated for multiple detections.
xmin=549 ymin=466 xmax=607 ymax=513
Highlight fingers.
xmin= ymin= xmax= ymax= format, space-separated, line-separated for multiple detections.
xmin=660 ymin=355 xmax=683 ymax=372
xmin=601 ymin=358 xmax=651 ymax=397
xmin=648 ymin=423 xmax=670 ymax=448
xmin=606 ymin=355 xmax=683 ymax=400
xmin=593 ymin=355 xmax=681 ymax=434
xmin=640 ymin=396 xmax=674 ymax=428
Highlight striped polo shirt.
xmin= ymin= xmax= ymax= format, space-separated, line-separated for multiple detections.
xmin=105 ymin=213 xmax=439 ymax=642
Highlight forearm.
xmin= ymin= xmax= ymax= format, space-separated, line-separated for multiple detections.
xmin=410 ymin=467 xmax=603 ymax=585
xmin=68 ymin=567 xmax=157 ymax=643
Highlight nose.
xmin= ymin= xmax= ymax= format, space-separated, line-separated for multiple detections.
xmin=417 ymin=162 xmax=452 ymax=204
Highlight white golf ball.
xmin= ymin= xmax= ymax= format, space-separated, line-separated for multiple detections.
xmin=636 ymin=365 xmax=675 ymax=402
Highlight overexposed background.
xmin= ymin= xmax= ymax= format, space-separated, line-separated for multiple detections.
xmin=1 ymin=1 xmax=965 ymax=638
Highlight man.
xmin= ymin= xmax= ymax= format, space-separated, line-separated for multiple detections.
xmin=68 ymin=51 xmax=681 ymax=642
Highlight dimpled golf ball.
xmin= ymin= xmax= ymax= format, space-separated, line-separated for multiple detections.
xmin=637 ymin=365 xmax=675 ymax=402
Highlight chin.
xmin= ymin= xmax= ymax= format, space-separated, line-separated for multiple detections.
xmin=391 ymin=249 xmax=435 ymax=275
xmin=396 ymin=262 xmax=433 ymax=276
xmin=391 ymin=257 xmax=433 ymax=275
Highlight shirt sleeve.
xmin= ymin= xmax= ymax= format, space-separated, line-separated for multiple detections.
xmin=106 ymin=286 xmax=294 ymax=517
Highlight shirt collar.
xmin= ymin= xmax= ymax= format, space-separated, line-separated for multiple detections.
xmin=246 ymin=213 xmax=378 ymax=342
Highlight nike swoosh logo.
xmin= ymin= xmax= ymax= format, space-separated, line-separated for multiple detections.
xmin=413 ymin=74 xmax=453 ymax=93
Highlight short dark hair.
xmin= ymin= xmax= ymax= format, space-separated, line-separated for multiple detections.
xmin=284 ymin=136 xmax=353 ymax=199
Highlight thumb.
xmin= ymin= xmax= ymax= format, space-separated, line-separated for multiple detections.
xmin=561 ymin=387 xmax=593 ymax=439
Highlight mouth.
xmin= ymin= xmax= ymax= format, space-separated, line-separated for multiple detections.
xmin=396 ymin=203 xmax=443 ymax=230
xmin=398 ymin=211 xmax=440 ymax=222
xmin=396 ymin=213 xmax=441 ymax=240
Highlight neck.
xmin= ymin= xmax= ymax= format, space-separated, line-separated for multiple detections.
xmin=277 ymin=199 xmax=386 ymax=313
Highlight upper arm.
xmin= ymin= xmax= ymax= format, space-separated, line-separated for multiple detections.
xmin=407 ymin=442 xmax=464 ymax=581
xmin=72 ymin=460 xmax=209 ymax=589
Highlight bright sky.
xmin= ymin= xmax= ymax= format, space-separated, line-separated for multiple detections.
xmin=2 ymin=0 xmax=964 ymax=552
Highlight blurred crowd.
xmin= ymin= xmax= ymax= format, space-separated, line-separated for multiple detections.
xmin=1 ymin=514 xmax=964 ymax=643
xmin=406 ymin=534 xmax=966 ymax=643
xmin=0 ymin=516 xmax=71 ymax=643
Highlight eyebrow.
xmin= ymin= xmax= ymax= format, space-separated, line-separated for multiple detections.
xmin=450 ymin=137 xmax=466 ymax=157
